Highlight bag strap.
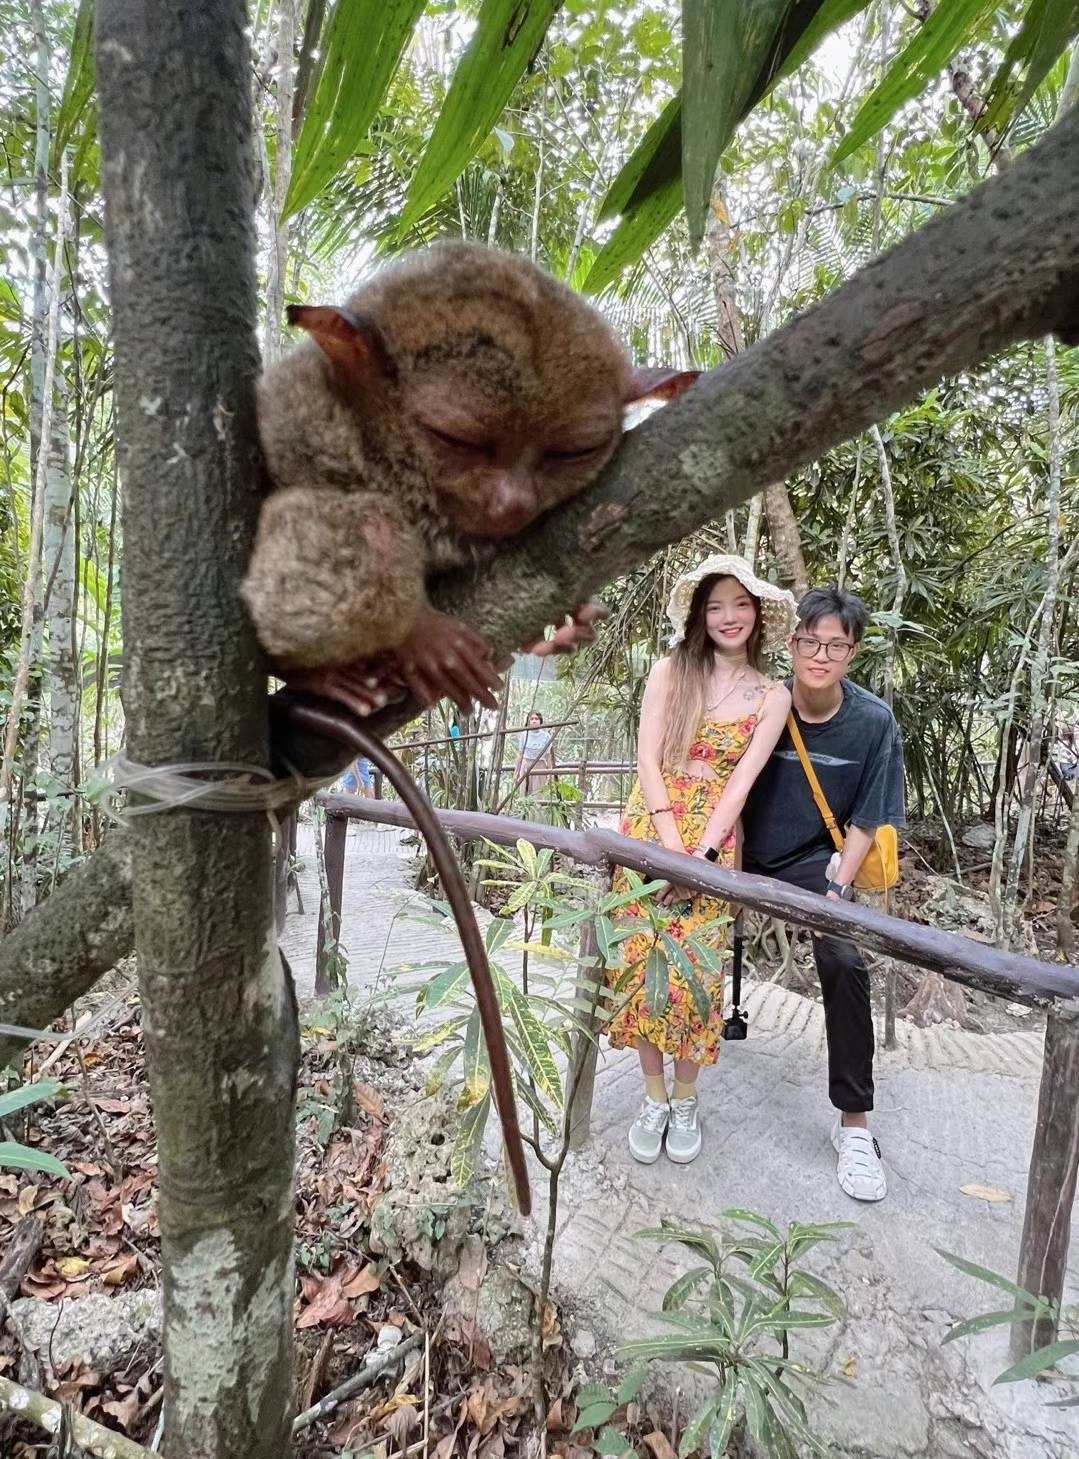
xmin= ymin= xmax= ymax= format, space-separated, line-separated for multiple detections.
xmin=786 ymin=713 xmax=845 ymax=854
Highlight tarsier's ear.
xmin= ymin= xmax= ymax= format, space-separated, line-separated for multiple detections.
xmin=625 ymin=366 xmax=700 ymax=404
xmin=286 ymin=304 xmax=398 ymax=382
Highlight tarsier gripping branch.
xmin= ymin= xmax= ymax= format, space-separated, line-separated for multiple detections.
xmin=245 ymin=242 xmax=697 ymax=1210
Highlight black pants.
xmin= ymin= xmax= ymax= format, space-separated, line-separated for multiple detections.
xmin=745 ymin=853 xmax=874 ymax=1113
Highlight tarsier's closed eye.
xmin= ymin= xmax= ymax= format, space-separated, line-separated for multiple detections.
xmin=544 ymin=441 xmax=609 ymax=463
xmin=420 ymin=421 xmax=489 ymax=453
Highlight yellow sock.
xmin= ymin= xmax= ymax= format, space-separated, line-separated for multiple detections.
xmin=644 ymin=1074 xmax=668 ymax=1103
xmin=672 ymin=1078 xmax=697 ymax=1101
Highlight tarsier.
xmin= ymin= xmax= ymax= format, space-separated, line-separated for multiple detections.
xmin=248 ymin=243 xmax=696 ymax=1214
xmin=243 ymin=241 xmax=696 ymax=716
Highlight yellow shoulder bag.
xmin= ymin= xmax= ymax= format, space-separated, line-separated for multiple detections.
xmin=786 ymin=713 xmax=899 ymax=893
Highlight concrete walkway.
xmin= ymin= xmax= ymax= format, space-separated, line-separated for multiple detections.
xmin=284 ymin=820 xmax=1079 ymax=1457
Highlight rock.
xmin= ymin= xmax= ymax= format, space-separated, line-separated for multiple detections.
xmin=368 ymin=1087 xmax=479 ymax=1277
xmin=377 ymin=1323 xmax=404 ymax=1351
xmin=443 ymin=1262 xmax=535 ymax=1364
xmin=9 ymin=1290 xmax=161 ymax=1376
xmin=961 ymin=822 xmax=997 ymax=850
xmin=571 ymin=1328 xmax=597 ymax=1359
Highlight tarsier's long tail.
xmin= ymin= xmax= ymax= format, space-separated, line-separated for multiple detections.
xmin=283 ymin=698 xmax=532 ymax=1217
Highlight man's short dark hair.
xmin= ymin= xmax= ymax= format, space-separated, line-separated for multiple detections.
xmin=796 ymin=585 xmax=871 ymax=642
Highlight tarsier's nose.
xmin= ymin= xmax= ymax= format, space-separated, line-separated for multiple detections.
xmin=485 ymin=476 xmax=537 ymax=536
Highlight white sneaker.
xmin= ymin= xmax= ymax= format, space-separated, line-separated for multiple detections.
xmin=628 ymin=1097 xmax=669 ymax=1163
xmin=831 ymin=1119 xmax=886 ymax=1202
xmin=666 ymin=1096 xmax=702 ymax=1164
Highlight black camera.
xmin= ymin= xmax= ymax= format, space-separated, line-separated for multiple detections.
xmin=722 ymin=1010 xmax=749 ymax=1041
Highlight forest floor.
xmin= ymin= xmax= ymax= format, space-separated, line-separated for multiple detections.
xmin=1 ymin=816 xmax=1076 ymax=1457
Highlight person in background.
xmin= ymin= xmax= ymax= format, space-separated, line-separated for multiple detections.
xmin=339 ymin=756 xmax=373 ymax=797
xmin=606 ymin=555 xmax=796 ymax=1166
xmin=514 ymin=711 xmax=554 ymax=793
xmin=742 ymin=585 xmax=905 ymax=1203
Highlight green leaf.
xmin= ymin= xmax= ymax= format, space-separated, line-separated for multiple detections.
xmin=588 ymin=0 xmax=871 ymax=287
xmin=986 ymin=0 xmax=1079 ymax=133
xmin=0 ymin=1142 xmax=70 ymax=1179
xmin=943 ymin=1309 xmax=1029 ymax=1345
xmin=400 ymin=0 xmax=562 ymax=232
xmin=0 ymin=1080 xmax=64 ymax=1120
xmin=501 ymin=981 xmax=562 ymax=1105
xmin=450 ymin=1089 xmax=490 ymax=1185
xmin=683 ymin=1 xmax=790 ymax=246
xmin=644 ymin=945 xmax=670 ymax=1018
xmin=423 ymin=962 xmax=472 ymax=1012
xmin=52 ymin=0 xmax=97 ymax=185
xmin=461 ymin=1007 xmax=491 ymax=1105
xmin=485 ymin=916 xmax=514 ymax=955
xmin=830 ymin=0 xmax=1000 ymax=167
xmin=721 ymin=1209 xmax=781 ymax=1239
xmin=662 ymin=1264 xmax=715 ymax=1311
xmin=616 ymin=1365 xmax=648 ymax=1405
xmin=636 ymin=1225 xmax=720 ymax=1270
xmin=707 ymin=1370 xmax=738 ymax=1457
xmin=571 ymin=1400 xmax=619 ymax=1433
xmin=285 ymin=0 xmax=427 ymax=217
xmin=678 ymin=1395 xmax=721 ymax=1458
xmin=994 ymin=1339 xmax=1079 ymax=1384
xmin=935 ymin=1250 xmax=1043 ymax=1304
xmin=595 ymin=1426 xmax=634 ymax=1457
xmin=583 ymin=178 xmax=684 ymax=295
xmin=787 ymin=1270 xmax=847 ymax=1322
xmin=408 ymin=1015 xmax=469 ymax=1053
xmin=424 ymin=1041 xmax=464 ymax=1095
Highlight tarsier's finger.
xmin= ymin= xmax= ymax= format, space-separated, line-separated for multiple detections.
xmin=574 ymin=600 xmax=609 ymax=626
xmin=444 ymin=656 xmax=499 ymax=712
xmin=398 ymin=660 xmax=439 ymax=709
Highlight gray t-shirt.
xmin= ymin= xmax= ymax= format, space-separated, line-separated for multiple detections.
xmin=743 ymin=680 xmax=906 ymax=873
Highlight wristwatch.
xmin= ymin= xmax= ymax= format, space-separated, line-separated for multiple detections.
xmin=827 ymin=880 xmax=855 ymax=901
xmin=698 ymin=845 xmax=719 ymax=862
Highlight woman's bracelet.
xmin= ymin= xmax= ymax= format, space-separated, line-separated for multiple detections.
xmin=649 ymin=804 xmax=673 ymax=816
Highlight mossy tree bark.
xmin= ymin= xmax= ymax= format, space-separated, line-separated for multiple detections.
xmin=96 ymin=4 xmax=298 ymax=1457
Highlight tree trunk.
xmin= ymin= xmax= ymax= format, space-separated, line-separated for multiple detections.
xmin=96 ymin=5 xmax=297 ymax=1457
xmin=264 ymin=0 xmax=295 ymax=364
xmin=44 ymin=379 xmax=79 ymax=855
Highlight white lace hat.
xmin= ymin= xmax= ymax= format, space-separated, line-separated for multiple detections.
xmin=666 ymin=553 xmax=798 ymax=651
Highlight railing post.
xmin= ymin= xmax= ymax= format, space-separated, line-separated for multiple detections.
xmin=272 ymin=811 xmax=292 ymax=934
xmin=568 ymin=866 xmax=613 ymax=1150
xmin=315 ymin=810 xmax=348 ymax=998
xmin=1012 ymin=1002 xmax=1079 ymax=1358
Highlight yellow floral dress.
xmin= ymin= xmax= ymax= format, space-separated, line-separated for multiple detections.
xmin=605 ymin=713 xmax=758 ymax=1065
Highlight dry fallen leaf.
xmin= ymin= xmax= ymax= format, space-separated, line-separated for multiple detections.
xmin=340 ymin=1263 xmax=381 ymax=1298
xmin=959 ymin=1184 xmax=1011 ymax=1204
xmin=354 ymin=1082 xmax=386 ymax=1120
xmin=57 ymin=1256 xmax=91 ymax=1279
xmin=840 ymin=1353 xmax=858 ymax=1379
xmin=103 ymin=1252 xmax=140 ymax=1287
xmin=643 ymin=1431 xmax=678 ymax=1459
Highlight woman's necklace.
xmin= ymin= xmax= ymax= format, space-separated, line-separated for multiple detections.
xmin=706 ymin=661 xmax=749 ymax=713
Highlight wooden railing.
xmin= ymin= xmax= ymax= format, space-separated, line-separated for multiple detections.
xmin=312 ymin=791 xmax=1079 ymax=1358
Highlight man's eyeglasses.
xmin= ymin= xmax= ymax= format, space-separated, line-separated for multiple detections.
xmin=792 ymin=635 xmax=854 ymax=663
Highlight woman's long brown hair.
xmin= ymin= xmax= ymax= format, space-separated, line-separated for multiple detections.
xmin=660 ymin=574 xmax=763 ymax=771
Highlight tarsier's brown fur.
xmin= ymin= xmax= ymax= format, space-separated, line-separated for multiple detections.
xmin=244 ymin=242 xmax=693 ymax=711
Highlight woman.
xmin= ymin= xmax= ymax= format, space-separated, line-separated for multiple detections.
xmin=606 ymin=555 xmax=796 ymax=1165
xmin=514 ymin=711 xmax=555 ymax=793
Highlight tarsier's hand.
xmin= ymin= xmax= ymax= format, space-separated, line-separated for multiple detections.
xmin=393 ymin=608 xmax=504 ymax=712
xmin=521 ymin=601 xmax=608 ymax=657
xmin=283 ymin=653 xmax=409 ymax=720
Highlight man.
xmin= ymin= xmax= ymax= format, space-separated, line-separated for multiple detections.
xmin=742 ymin=585 xmax=905 ymax=1202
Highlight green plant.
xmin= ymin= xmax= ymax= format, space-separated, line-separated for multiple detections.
xmin=0 ymin=1080 xmax=70 ymax=1178
xmin=607 ymin=1214 xmax=852 ymax=1457
xmin=939 ymin=1250 xmax=1079 ymax=1401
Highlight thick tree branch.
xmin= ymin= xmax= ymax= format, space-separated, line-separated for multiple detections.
xmin=0 ymin=835 xmax=132 ymax=1070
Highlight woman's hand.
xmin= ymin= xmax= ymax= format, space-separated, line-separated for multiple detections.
xmin=656 ymin=836 xmax=696 ymax=905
